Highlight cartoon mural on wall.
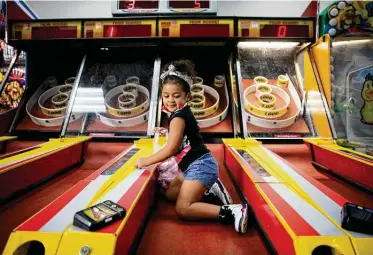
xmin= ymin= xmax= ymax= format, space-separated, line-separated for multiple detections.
xmin=0 ymin=0 xmax=6 ymax=40
xmin=0 ymin=40 xmax=26 ymax=114
xmin=320 ymin=1 xmax=373 ymax=37
xmin=0 ymin=0 xmax=25 ymax=114
xmin=361 ymin=73 xmax=373 ymax=125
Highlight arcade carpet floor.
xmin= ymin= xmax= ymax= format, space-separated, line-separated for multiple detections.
xmin=137 ymin=144 xmax=270 ymax=255
xmin=0 ymin=141 xmax=130 ymax=253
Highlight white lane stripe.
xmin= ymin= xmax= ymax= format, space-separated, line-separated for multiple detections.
xmin=270 ymin=184 xmax=345 ymax=236
xmin=39 ymin=146 xmax=140 ymax=232
xmin=69 ymin=169 xmax=146 ymax=232
xmin=39 ymin=176 xmax=110 ymax=232
xmin=262 ymin=146 xmax=372 ymax=238
xmin=98 ymin=168 xmax=145 ymax=203
xmin=263 ymin=176 xmax=280 ymax=183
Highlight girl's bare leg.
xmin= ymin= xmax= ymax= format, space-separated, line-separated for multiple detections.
xmin=175 ymin=180 xmax=220 ymax=220
xmin=165 ymin=174 xmax=184 ymax=201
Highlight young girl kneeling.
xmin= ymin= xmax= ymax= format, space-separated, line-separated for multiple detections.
xmin=135 ymin=60 xmax=249 ymax=234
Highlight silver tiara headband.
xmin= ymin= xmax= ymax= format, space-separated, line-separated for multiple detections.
xmin=160 ymin=64 xmax=193 ymax=87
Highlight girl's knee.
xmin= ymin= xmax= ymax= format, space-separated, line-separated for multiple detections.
xmin=175 ymin=201 xmax=190 ymax=219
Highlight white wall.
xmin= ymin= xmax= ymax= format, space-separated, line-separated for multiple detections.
xmin=27 ymin=1 xmax=111 ymax=19
xmin=319 ymin=1 xmax=335 ymax=13
xmin=217 ymin=1 xmax=312 ymax=17
xmin=25 ymin=0 xmax=320 ymax=19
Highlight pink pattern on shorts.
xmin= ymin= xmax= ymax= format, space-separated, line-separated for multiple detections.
xmin=156 ymin=145 xmax=191 ymax=191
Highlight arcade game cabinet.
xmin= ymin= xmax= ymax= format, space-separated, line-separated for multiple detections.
xmin=306 ymin=0 xmax=373 ymax=192
xmin=224 ymin=15 xmax=373 ymax=255
xmin=1 ymin=13 xmax=160 ymax=255
xmin=0 ymin=32 xmax=91 ymax=205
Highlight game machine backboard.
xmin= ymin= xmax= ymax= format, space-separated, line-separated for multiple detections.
xmin=156 ymin=16 xmax=237 ymax=140
xmin=305 ymin=0 xmax=373 ymax=191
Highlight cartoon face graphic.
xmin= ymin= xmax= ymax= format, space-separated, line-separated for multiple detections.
xmin=362 ymin=74 xmax=373 ymax=101
xmin=344 ymin=7 xmax=355 ymax=18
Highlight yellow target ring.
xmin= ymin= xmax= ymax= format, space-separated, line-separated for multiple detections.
xmin=244 ymin=85 xmax=290 ymax=119
xmin=258 ymin=94 xmax=276 ymax=109
xmin=189 ymin=94 xmax=206 ymax=109
xmin=276 ymin=75 xmax=289 ymax=88
xmin=51 ymin=93 xmax=69 ymax=108
xmin=105 ymin=84 xmax=149 ymax=118
xmin=255 ymin=84 xmax=272 ymax=98
xmin=191 ymin=84 xmax=204 ymax=96
xmin=118 ymin=92 xmax=136 ymax=109
xmin=254 ymin=76 xmax=268 ymax=85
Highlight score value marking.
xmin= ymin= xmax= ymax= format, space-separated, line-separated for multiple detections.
xmin=278 ymin=25 xmax=287 ymax=37
xmin=119 ymin=0 xmax=159 ymax=9
xmin=84 ymin=20 xmax=156 ymax=38
xmin=168 ymin=0 xmax=207 ymax=9
xmin=195 ymin=0 xmax=200 ymax=8
xmin=128 ymin=0 xmax=134 ymax=9
xmin=115 ymin=0 xmax=159 ymax=13
xmin=168 ymin=0 xmax=211 ymax=13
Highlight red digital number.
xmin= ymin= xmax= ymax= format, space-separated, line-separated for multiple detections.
xmin=278 ymin=25 xmax=287 ymax=37
xmin=194 ymin=0 xmax=201 ymax=8
xmin=128 ymin=0 xmax=135 ymax=9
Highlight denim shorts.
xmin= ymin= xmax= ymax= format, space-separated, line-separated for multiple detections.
xmin=182 ymin=152 xmax=219 ymax=189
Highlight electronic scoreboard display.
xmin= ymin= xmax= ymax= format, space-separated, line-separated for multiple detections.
xmin=112 ymin=0 xmax=217 ymax=14
xmin=115 ymin=0 xmax=159 ymax=13
xmin=168 ymin=0 xmax=210 ymax=9
xmin=238 ymin=19 xmax=314 ymax=38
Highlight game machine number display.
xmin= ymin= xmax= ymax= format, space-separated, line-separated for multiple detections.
xmin=168 ymin=0 xmax=210 ymax=9
xmin=115 ymin=0 xmax=160 ymax=13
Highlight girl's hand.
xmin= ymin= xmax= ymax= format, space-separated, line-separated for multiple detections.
xmin=153 ymin=127 xmax=168 ymax=136
xmin=135 ymin=157 xmax=150 ymax=168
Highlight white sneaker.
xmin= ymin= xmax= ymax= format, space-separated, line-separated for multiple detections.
xmin=219 ymin=204 xmax=249 ymax=234
xmin=208 ymin=179 xmax=233 ymax=205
